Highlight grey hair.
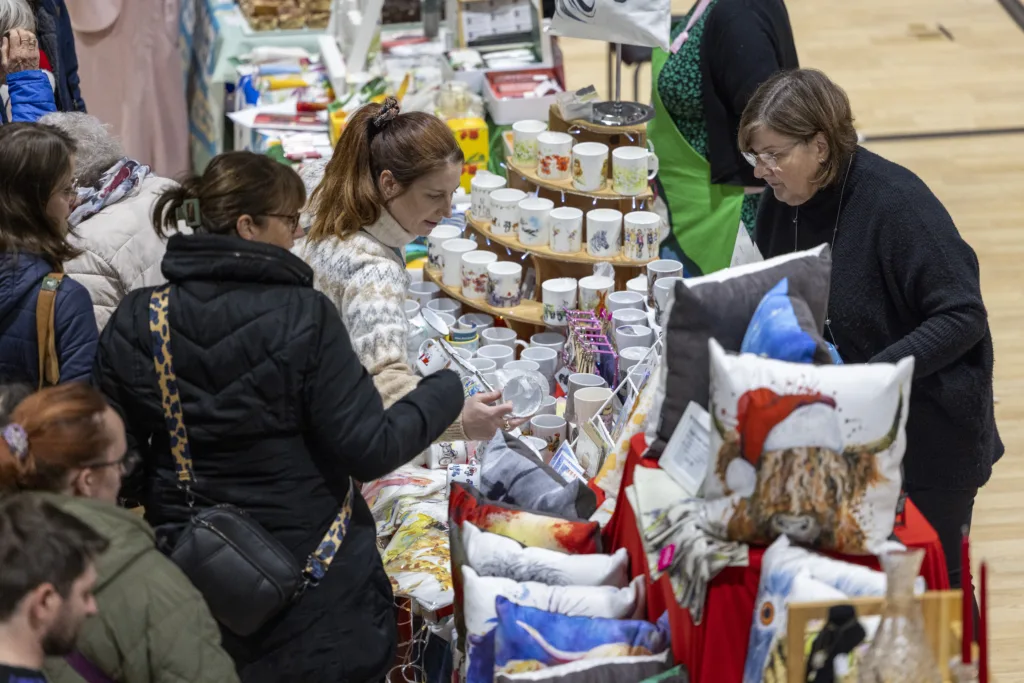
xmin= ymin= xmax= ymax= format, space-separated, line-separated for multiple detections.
xmin=38 ymin=112 xmax=125 ymax=189
xmin=0 ymin=0 xmax=35 ymax=36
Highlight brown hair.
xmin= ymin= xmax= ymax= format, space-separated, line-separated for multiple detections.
xmin=152 ymin=151 xmax=306 ymax=238
xmin=307 ymin=98 xmax=463 ymax=242
xmin=0 ymin=123 xmax=80 ymax=267
xmin=0 ymin=384 xmax=114 ymax=494
xmin=738 ymin=69 xmax=858 ymax=187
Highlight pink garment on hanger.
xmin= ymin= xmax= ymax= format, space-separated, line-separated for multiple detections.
xmin=68 ymin=0 xmax=189 ymax=178
xmin=670 ymin=0 xmax=715 ymax=53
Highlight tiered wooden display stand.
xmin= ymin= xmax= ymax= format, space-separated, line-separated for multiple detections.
xmin=423 ymin=105 xmax=658 ymax=338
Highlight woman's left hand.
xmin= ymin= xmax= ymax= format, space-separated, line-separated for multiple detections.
xmin=1 ymin=30 xmax=41 ymax=74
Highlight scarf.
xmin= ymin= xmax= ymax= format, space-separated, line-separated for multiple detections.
xmin=69 ymin=157 xmax=150 ymax=227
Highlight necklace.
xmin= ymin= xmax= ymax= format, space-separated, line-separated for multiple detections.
xmin=792 ymin=153 xmax=855 ymax=350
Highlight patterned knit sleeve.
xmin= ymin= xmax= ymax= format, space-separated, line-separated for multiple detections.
xmin=340 ymin=245 xmax=468 ymax=442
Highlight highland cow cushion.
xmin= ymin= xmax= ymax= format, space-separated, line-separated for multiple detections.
xmin=653 ymin=245 xmax=832 ymax=453
xmin=703 ymin=339 xmax=914 ymax=554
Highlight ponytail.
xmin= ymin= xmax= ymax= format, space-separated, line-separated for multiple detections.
xmin=307 ymin=98 xmax=463 ymax=243
xmin=151 ymin=177 xmax=204 ymax=238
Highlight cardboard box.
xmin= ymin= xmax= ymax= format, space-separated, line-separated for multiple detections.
xmin=484 ymin=67 xmax=563 ymax=125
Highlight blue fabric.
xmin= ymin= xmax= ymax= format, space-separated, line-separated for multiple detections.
xmin=35 ymin=0 xmax=85 ymax=113
xmin=741 ymin=277 xmax=818 ymax=363
xmin=4 ymin=71 xmax=57 ymax=123
xmin=0 ymin=253 xmax=97 ymax=385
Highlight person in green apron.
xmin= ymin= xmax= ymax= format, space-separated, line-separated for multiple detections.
xmin=649 ymin=0 xmax=798 ymax=276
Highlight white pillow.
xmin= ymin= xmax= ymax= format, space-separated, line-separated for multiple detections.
xmin=703 ymin=339 xmax=913 ymax=554
xmin=463 ymin=521 xmax=630 ymax=588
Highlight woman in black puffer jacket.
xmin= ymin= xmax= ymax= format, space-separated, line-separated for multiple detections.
xmin=92 ymin=151 xmax=464 ymax=683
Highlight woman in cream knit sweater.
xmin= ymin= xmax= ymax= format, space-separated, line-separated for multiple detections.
xmin=296 ymin=98 xmax=519 ymax=442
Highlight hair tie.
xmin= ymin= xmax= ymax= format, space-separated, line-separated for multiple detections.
xmin=372 ymin=97 xmax=400 ymax=130
xmin=2 ymin=424 xmax=29 ymax=462
xmin=175 ymin=198 xmax=202 ymax=228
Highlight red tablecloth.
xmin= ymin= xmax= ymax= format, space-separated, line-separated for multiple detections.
xmin=604 ymin=433 xmax=950 ymax=683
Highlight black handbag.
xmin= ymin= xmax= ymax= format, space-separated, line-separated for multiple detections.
xmin=148 ymin=285 xmax=353 ymax=637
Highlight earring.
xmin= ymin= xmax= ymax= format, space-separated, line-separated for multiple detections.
xmin=818 ymin=159 xmax=825 ymax=164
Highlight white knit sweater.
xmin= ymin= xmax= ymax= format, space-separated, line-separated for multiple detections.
xmin=295 ymin=210 xmax=467 ymax=442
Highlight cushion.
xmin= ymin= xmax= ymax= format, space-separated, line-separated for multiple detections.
xmin=490 ymin=596 xmax=665 ymax=679
xmin=740 ymin=278 xmax=833 ymax=364
xmin=464 ymin=573 xmax=647 ymax=683
xmin=743 ymin=536 xmax=888 ymax=683
xmin=449 ymin=483 xmax=603 ymax=649
xmin=480 ymin=431 xmax=598 ymax=519
xmin=638 ymin=665 xmax=689 ymax=683
xmin=463 ymin=521 xmax=629 ymax=587
xmin=495 ymin=652 xmax=674 ymax=683
xmin=380 ymin=498 xmax=453 ymax=611
xmin=361 ymin=465 xmax=447 ymax=536
xmin=653 ymin=245 xmax=832 ymax=452
xmin=703 ymin=340 xmax=913 ymax=554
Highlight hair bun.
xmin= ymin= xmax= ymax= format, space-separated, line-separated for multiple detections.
xmin=372 ymin=97 xmax=400 ymax=129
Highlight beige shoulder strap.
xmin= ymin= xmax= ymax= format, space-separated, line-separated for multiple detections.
xmin=35 ymin=272 xmax=64 ymax=389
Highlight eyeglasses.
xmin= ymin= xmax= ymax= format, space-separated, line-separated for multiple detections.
xmin=264 ymin=213 xmax=301 ymax=231
xmin=742 ymin=142 xmax=800 ymax=171
xmin=84 ymin=450 xmax=140 ymax=476
xmin=61 ymin=178 xmax=79 ymax=200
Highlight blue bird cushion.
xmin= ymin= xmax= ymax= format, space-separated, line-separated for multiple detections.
xmin=741 ymin=277 xmax=833 ymax=364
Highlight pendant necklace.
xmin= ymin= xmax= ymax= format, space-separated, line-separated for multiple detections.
xmin=793 ymin=153 xmax=855 ymax=350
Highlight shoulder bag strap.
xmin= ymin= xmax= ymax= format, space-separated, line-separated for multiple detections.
xmin=147 ymin=285 xmax=353 ymax=584
xmin=65 ymin=651 xmax=117 ymax=683
xmin=35 ymin=272 xmax=65 ymax=389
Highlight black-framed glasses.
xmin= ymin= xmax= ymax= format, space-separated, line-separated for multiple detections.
xmin=264 ymin=213 xmax=301 ymax=231
xmin=85 ymin=450 xmax=140 ymax=476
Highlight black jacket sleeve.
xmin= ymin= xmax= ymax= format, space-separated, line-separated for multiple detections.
xmin=302 ymin=296 xmax=464 ymax=483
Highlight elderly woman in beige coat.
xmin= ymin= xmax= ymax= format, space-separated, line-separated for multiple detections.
xmin=41 ymin=112 xmax=182 ymax=331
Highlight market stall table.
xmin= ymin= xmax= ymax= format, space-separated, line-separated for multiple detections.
xmin=603 ymin=433 xmax=950 ymax=683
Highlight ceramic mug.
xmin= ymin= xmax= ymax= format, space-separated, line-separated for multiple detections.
xmin=512 ymin=119 xmax=547 ymax=168
xmin=470 ymin=172 xmax=507 ymax=222
xmin=468 ymin=357 xmax=497 ymax=373
xmin=626 ymin=275 xmax=648 ymax=299
xmin=645 ymin=259 xmax=684 ymax=306
xmin=504 ymin=359 xmax=540 ymax=375
xmin=578 ymin=275 xmax=614 ymax=312
xmin=457 ymin=313 xmax=494 ymax=332
xmin=486 ymin=261 xmax=523 ymax=308
xmin=408 ymin=281 xmax=440 ymax=308
xmin=612 ymin=144 xmax=659 ymax=196
xmin=571 ymin=141 xmax=609 ymax=192
xmin=489 ymin=188 xmax=527 ymax=237
xmin=530 ymin=332 xmax=566 ymax=368
xmin=586 ymin=208 xmax=622 ymax=257
xmin=623 ymin=211 xmax=661 ymax=262
xmin=427 ymin=297 xmax=461 ymax=318
xmin=653 ymin=276 xmax=684 ymax=320
xmin=480 ymin=326 xmax=528 ymax=352
xmin=565 ymin=372 xmax=607 ymax=425
xmin=448 ymin=335 xmax=480 ymax=354
xmin=517 ymin=197 xmax=553 ymax=247
xmin=403 ymin=299 xmax=421 ymax=320
xmin=541 ymin=277 xmax=578 ymax=327
xmin=461 ymin=250 xmax=497 ymax=300
xmin=617 ymin=346 xmax=650 ymax=382
xmin=441 ymin=238 xmax=477 ymax=287
xmin=536 ymin=395 xmax=557 ymax=416
xmin=536 ymin=131 xmax=573 ymax=181
xmin=520 ymin=346 xmax=558 ymax=383
xmin=427 ymin=224 xmax=462 ymax=270
xmin=549 ymin=207 xmax=583 ymax=254
xmin=519 ymin=435 xmax=550 ymax=460
xmin=416 ymin=338 xmax=451 ymax=376
xmin=606 ymin=290 xmax=646 ymax=313
xmin=575 ymin=386 xmax=614 ymax=430
xmin=530 ymin=414 xmax=567 ymax=457
xmin=476 ymin=344 xmax=515 ymax=368
xmin=614 ymin=324 xmax=654 ymax=350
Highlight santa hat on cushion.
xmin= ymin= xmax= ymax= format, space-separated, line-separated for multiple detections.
xmin=736 ymin=388 xmax=841 ymax=464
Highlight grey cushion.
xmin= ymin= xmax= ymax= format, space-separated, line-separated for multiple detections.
xmin=653 ymin=246 xmax=832 ymax=452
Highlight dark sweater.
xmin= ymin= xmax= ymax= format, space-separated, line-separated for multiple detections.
xmin=701 ymin=0 xmax=798 ymax=187
xmin=755 ymin=147 xmax=1002 ymax=490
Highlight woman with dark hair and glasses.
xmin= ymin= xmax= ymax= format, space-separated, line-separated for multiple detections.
xmin=0 ymin=122 xmax=97 ymax=386
xmin=0 ymin=382 xmax=240 ymax=683
xmin=739 ymin=68 xmax=1001 ymax=594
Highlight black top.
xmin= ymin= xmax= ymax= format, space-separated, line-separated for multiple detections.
xmin=756 ymin=147 xmax=1002 ymax=490
xmin=93 ymin=234 xmax=464 ymax=681
xmin=701 ymin=0 xmax=799 ymax=186
xmin=0 ymin=664 xmax=46 ymax=683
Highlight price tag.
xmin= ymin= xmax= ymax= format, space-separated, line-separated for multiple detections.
xmin=659 ymin=401 xmax=711 ymax=497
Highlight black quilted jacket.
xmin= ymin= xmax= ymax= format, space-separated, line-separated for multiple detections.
xmin=93 ymin=233 xmax=463 ymax=682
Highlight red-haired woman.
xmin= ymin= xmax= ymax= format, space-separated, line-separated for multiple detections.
xmin=0 ymin=383 xmax=238 ymax=683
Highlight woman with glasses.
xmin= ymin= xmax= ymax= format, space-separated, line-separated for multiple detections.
xmin=650 ymin=0 xmax=797 ymax=275
xmin=93 ymin=150 xmax=464 ymax=682
xmin=0 ymin=122 xmax=97 ymax=386
xmin=0 ymin=382 xmax=240 ymax=683
xmin=740 ymin=68 xmax=1002 ymax=593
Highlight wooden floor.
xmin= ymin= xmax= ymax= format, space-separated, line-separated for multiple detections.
xmin=559 ymin=0 xmax=1024 ymax=678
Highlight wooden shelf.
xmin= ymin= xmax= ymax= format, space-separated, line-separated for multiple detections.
xmin=466 ymin=211 xmax=655 ymax=268
xmin=423 ymin=266 xmax=544 ymax=326
xmin=505 ymin=157 xmax=653 ymax=201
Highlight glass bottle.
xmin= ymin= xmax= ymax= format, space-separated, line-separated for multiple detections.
xmin=858 ymin=549 xmax=942 ymax=683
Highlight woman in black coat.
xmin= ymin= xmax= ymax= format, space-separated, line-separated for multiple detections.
xmin=92 ymin=151 xmax=464 ymax=682
xmin=739 ymin=69 xmax=1002 ymax=594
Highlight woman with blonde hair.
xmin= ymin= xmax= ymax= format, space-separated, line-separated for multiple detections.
xmin=298 ymin=97 xmax=523 ymax=441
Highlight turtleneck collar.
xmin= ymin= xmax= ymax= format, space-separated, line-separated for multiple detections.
xmin=364 ymin=209 xmax=416 ymax=249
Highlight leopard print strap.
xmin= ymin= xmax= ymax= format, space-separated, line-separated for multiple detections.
xmin=148 ymin=286 xmax=352 ymax=582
